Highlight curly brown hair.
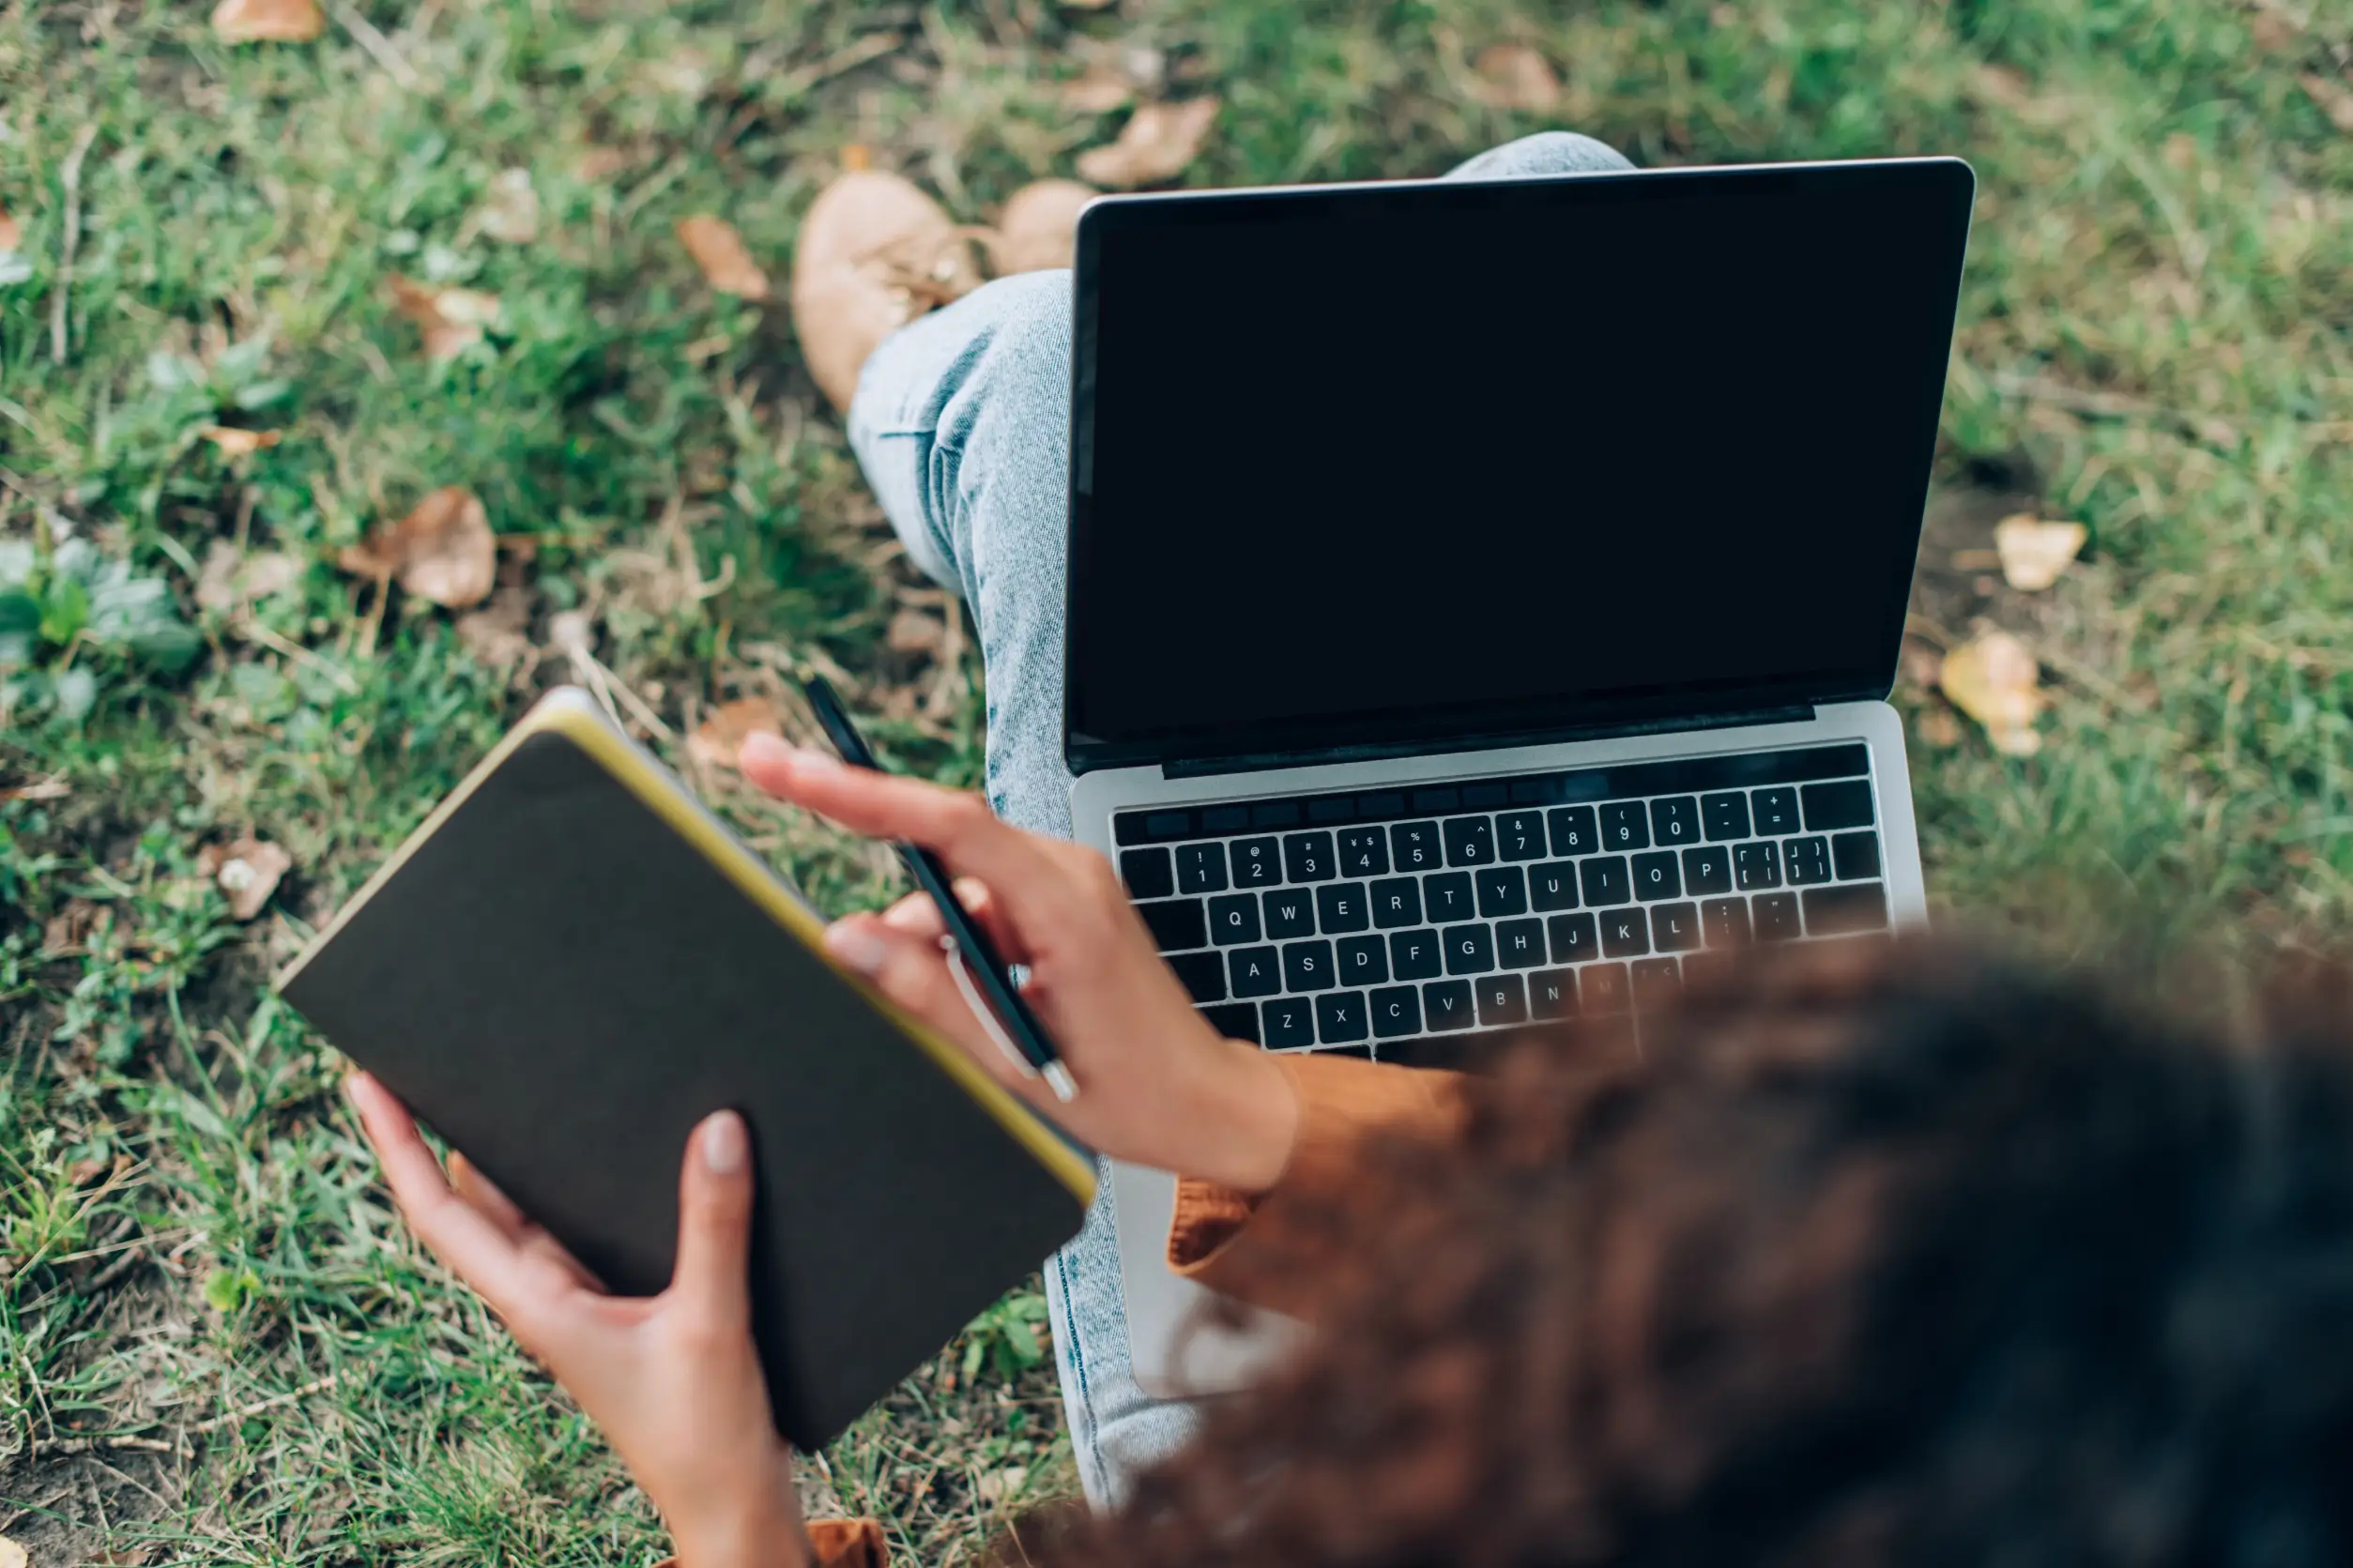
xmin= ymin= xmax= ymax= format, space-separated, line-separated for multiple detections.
xmin=1034 ymin=936 xmax=2353 ymax=1567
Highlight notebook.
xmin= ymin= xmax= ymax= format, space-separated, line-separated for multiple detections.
xmin=277 ymin=687 xmax=1094 ymax=1450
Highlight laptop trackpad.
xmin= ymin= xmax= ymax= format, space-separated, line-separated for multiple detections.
xmin=1112 ymin=1162 xmax=1307 ymax=1399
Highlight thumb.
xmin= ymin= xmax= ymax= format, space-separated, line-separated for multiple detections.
xmin=669 ymin=1110 xmax=756 ymax=1332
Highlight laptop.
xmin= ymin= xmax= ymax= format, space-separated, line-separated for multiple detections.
xmin=1062 ymin=157 xmax=1976 ymax=1394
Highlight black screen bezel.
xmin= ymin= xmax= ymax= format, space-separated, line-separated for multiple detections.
xmin=1062 ymin=157 xmax=1976 ymax=775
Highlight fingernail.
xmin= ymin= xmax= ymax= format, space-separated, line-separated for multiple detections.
xmin=787 ymin=745 xmax=842 ymax=775
xmin=826 ymin=921 xmax=892 ymax=976
xmin=739 ymin=731 xmax=791 ymax=768
xmin=702 ymin=1111 xmax=747 ymax=1174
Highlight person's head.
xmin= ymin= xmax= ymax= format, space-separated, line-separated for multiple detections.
xmin=1047 ymin=936 xmax=2353 ymax=1567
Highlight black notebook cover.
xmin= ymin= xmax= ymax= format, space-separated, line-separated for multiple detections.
xmin=278 ymin=689 xmax=1093 ymax=1450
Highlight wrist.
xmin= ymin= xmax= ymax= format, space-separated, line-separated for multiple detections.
xmin=1181 ymin=1035 xmax=1300 ymax=1194
xmin=666 ymin=1456 xmax=808 ymax=1568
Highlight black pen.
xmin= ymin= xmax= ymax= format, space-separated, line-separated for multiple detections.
xmin=798 ymin=677 xmax=1077 ymax=1103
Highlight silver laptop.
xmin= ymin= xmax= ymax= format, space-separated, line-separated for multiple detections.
xmin=1062 ymin=157 xmax=1976 ymax=1395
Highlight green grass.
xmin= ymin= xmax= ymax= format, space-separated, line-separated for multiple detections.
xmin=3 ymin=0 xmax=2349 ymax=1560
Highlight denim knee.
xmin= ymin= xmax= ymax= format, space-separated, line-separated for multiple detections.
xmin=1450 ymin=130 xmax=1635 ymax=180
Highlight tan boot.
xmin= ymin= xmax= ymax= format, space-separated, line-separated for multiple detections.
xmin=790 ymin=170 xmax=987 ymax=413
xmin=987 ymin=178 xmax=1098 ymax=275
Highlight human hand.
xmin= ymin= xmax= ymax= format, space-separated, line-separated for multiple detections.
xmin=345 ymin=1072 xmax=808 ymax=1568
xmin=740 ymin=735 xmax=1299 ymax=1194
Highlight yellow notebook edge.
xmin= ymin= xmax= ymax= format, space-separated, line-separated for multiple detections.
xmin=275 ymin=688 xmax=1099 ymax=1207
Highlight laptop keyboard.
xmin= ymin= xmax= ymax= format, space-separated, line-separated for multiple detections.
xmin=1112 ymin=742 xmax=1890 ymax=1071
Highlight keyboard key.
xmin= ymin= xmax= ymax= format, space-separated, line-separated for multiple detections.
xmin=1801 ymin=778 xmax=1875 ymax=831
xmin=1529 ymin=967 xmax=1578 ymax=1019
xmin=1631 ymin=957 xmax=1682 ymax=1012
xmin=1199 ymin=1001 xmax=1259 ymax=1044
xmin=1444 ymin=922 xmax=1497 ymax=975
xmin=1262 ymin=997 xmax=1317 ymax=1048
xmin=1443 ymin=815 xmax=1496 ymax=866
xmin=1337 ymin=934 xmax=1389 ymax=985
xmin=1580 ymin=855 xmax=1632 ymax=906
xmin=1208 ymin=893 xmax=1261 ymax=945
xmin=1391 ymin=820 xmax=1444 ymax=871
xmin=1682 ymin=845 xmax=1733 ymax=896
xmin=1495 ymin=917 xmax=1547 ymax=968
xmin=1832 ymin=830 xmax=1881 ymax=881
xmin=1390 ymin=928 xmax=1444 ymax=980
xmin=1474 ymin=865 xmax=1528 ymax=918
xmin=1316 ymin=882 xmax=1370 ymax=933
xmin=1228 ymin=946 xmax=1281 ymax=998
xmin=1463 ymin=782 xmax=1507 ymax=808
xmin=1230 ymin=837 xmax=1281 ymax=887
xmin=1167 ymin=951 xmax=1225 ymax=1002
xmin=1422 ymin=871 xmax=1476 ymax=922
xmin=1598 ymin=800 xmax=1650 ymax=850
xmin=1751 ymin=785 xmax=1800 ymax=836
xmin=1121 ymin=847 xmax=1174 ymax=900
xmin=1262 ymin=889 xmax=1316 ymax=940
xmin=1650 ymin=797 xmax=1700 ymax=845
xmin=1650 ymin=901 xmax=1702 ymax=952
xmin=1581 ymin=962 xmax=1631 ymax=1013
xmin=1475 ymin=974 xmax=1528 ymax=1027
xmin=1201 ymin=806 xmax=1250 ymax=834
xmin=1316 ymin=990 xmax=1370 ymax=1044
xmin=1547 ymin=805 xmax=1598 ymax=857
xmin=1282 ymin=939 xmax=1336 ymax=992
xmin=1370 ymin=984 xmax=1422 ymax=1038
xmin=1548 ymin=911 xmax=1599 ymax=963
xmin=1138 ymin=898 xmax=1207 ymax=951
xmin=1175 ymin=843 xmax=1229 ymax=894
xmin=1702 ymin=791 xmax=1751 ymax=841
xmin=1734 ymin=841 xmax=1782 ymax=891
xmin=1600 ymin=906 xmax=1650 ymax=958
xmin=1784 ymin=835 xmax=1832 ymax=886
xmin=1495 ymin=811 xmax=1549 ymax=861
xmin=1370 ymin=876 xmax=1424 ymax=928
xmin=1422 ymin=980 xmax=1476 ymax=1032
xmin=1632 ymin=850 xmax=1683 ymax=902
xmin=1804 ymin=883 xmax=1889 ymax=936
xmin=1337 ymin=827 xmax=1390 ymax=878
xmin=1283 ymin=831 xmax=1337 ymax=883
xmin=1528 ymin=861 xmax=1580 ymax=911
xmin=1753 ymin=891 xmax=1802 ymax=942
xmin=1701 ymin=898 xmax=1751 ymax=948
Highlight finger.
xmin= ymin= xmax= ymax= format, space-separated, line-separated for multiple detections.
xmin=451 ymin=1152 xmax=606 ymax=1292
xmin=668 ymin=1111 xmax=756 ymax=1334
xmin=879 ymin=878 xmax=1029 ymax=963
xmin=822 ymin=914 xmax=1045 ymax=1091
xmin=740 ymin=738 xmax=1081 ymax=921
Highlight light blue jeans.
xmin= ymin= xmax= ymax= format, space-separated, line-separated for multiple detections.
xmin=846 ymin=129 xmax=1637 ymax=1504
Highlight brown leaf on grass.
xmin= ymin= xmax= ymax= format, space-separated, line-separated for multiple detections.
xmin=576 ymin=145 xmax=637 ymax=182
xmin=2300 ymin=72 xmax=2353 ymax=136
xmin=196 ymin=541 xmax=302 ymax=615
xmin=1939 ymin=631 xmax=2045 ymax=756
xmin=389 ymin=276 xmax=502 ymax=361
xmin=1470 ymin=43 xmax=1562 ymax=113
xmin=688 ymin=696 xmax=784 ymax=769
xmin=1060 ymin=66 xmax=1136 ymax=114
xmin=476 ymin=168 xmax=540 ymax=245
xmin=199 ymin=425 xmax=282 ymax=458
xmin=42 ymin=898 xmax=109 ymax=956
xmin=199 ymin=839 xmax=293 ymax=921
xmin=1916 ymin=707 xmax=1964 ymax=748
xmin=886 ymin=607 xmax=947 ymax=656
xmin=1993 ymin=514 xmax=2087 ymax=591
xmin=337 ymin=487 xmax=497 ymax=609
xmin=1076 ymin=99 xmax=1218 ymax=189
xmin=210 ymin=0 xmax=324 ymax=42
xmin=0 ymin=1530 xmax=28 ymax=1568
xmin=990 ymin=180 xmax=1096 ymax=274
xmin=0 ymin=206 xmax=20 ymax=252
xmin=677 ymin=215 xmax=772 ymax=300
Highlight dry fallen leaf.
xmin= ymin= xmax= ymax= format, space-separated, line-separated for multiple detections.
xmin=42 ymin=898 xmax=108 ymax=956
xmin=199 ymin=424 xmax=283 ymax=458
xmin=677 ymin=215 xmax=772 ymax=300
xmin=990 ymin=180 xmax=1096 ymax=275
xmin=1059 ymin=65 xmax=1135 ymax=114
xmin=210 ymin=0 xmax=323 ymax=42
xmin=476 ymin=168 xmax=540 ymax=245
xmin=1916 ymin=707 xmax=1964 ymax=748
xmin=0 ymin=1531 xmax=27 ymax=1568
xmin=389 ymin=276 xmax=502 ymax=361
xmin=886 ymin=606 xmax=948 ymax=656
xmin=689 ymin=696 xmax=784 ymax=769
xmin=1939 ymin=631 xmax=2045 ymax=756
xmin=338 ymin=487 xmax=497 ymax=610
xmin=576 ymin=145 xmax=637 ymax=182
xmin=2300 ymin=72 xmax=2353 ymax=136
xmin=1470 ymin=43 xmax=1563 ymax=113
xmin=0 ymin=206 xmax=20 ymax=252
xmin=201 ymin=838 xmax=293 ymax=921
xmin=1993 ymin=514 xmax=2087 ymax=591
xmin=1076 ymin=99 xmax=1219 ymax=189
xmin=196 ymin=541 xmax=302 ymax=615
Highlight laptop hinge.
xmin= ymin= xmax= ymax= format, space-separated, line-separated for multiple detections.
xmin=1161 ymin=705 xmax=1819 ymax=781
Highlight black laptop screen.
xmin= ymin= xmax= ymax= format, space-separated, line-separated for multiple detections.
xmin=1064 ymin=159 xmax=1974 ymax=770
